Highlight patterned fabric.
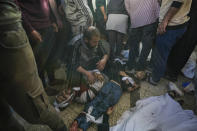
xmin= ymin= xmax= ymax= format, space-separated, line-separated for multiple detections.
xmin=62 ymin=0 xmax=93 ymax=26
xmin=125 ymin=0 xmax=160 ymax=28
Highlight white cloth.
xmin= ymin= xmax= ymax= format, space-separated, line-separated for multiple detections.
xmin=110 ymin=94 xmax=197 ymax=131
xmin=106 ymin=14 xmax=128 ymax=34
xmin=182 ymin=52 xmax=197 ymax=79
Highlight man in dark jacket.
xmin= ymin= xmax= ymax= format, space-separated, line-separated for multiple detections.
xmin=67 ymin=26 xmax=110 ymax=87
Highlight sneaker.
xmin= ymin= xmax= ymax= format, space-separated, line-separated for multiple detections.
xmin=168 ymin=82 xmax=184 ymax=96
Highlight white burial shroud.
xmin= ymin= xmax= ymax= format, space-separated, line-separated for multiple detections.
xmin=110 ymin=94 xmax=197 ymax=131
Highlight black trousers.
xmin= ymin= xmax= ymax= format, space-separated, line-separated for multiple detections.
xmin=167 ymin=16 xmax=197 ymax=77
xmin=108 ymin=30 xmax=124 ymax=57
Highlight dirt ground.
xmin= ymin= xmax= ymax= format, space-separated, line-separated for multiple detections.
xmin=50 ymin=66 xmax=197 ymax=130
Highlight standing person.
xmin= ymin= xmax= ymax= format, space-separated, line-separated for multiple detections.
xmin=0 ymin=0 xmax=66 ymax=130
xmin=166 ymin=0 xmax=197 ymax=81
xmin=106 ymin=0 xmax=128 ymax=58
xmin=61 ymin=0 xmax=93 ymax=36
xmin=88 ymin=0 xmax=96 ymax=24
xmin=95 ymin=0 xmax=107 ymax=39
xmin=147 ymin=0 xmax=192 ymax=85
xmin=125 ymin=0 xmax=160 ymax=72
xmin=17 ymin=0 xmax=63 ymax=85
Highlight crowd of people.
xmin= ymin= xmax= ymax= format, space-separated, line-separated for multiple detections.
xmin=0 ymin=0 xmax=196 ymax=131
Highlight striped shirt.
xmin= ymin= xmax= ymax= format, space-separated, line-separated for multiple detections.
xmin=62 ymin=0 xmax=93 ymax=26
xmin=125 ymin=0 xmax=160 ymax=28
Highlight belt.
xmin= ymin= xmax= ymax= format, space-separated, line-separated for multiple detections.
xmin=0 ymin=22 xmax=22 ymax=32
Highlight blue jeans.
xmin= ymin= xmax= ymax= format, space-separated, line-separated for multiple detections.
xmin=151 ymin=27 xmax=187 ymax=82
xmin=76 ymin=81 xmax=122 ymax=131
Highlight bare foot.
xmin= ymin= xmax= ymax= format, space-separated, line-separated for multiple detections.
xmin=69 ymin=120 xmax=78 ymax=131
xmin=135 ymin=71 xmax=146 ymax=80
xmin=107 ymin=107 xmax=114 ymax=115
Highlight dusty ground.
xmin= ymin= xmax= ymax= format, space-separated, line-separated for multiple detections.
xmin=50 ymin=66 xmax=197 ymax=130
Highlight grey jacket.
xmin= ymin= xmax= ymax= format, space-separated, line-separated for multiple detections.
xmin=73 ymin=38 xmax=110 ymax=70
xmin=107 ymin=0 xmax=127 ymax=15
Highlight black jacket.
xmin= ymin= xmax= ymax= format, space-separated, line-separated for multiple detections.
xmin=107 ymin=0 xmax=127 ymax=15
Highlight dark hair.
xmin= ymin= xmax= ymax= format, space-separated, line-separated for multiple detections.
xmin=83 ymin=26 xmax=100 ymax=40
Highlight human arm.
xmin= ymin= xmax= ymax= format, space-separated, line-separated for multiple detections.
xmin=77 ymin=66 xmax=95 ymax=83
xmin=96 ymin=54 xmax=108 ymax=71
xmin=96 ymin=0 xmax=107 ymax=22
xmin=124 ymin=0 xmax=130 ymax=14
xmin=15 ymin=0 xmax=43 ymax=43
xmin=157 ymin=1 xmax=183 ymax=34
xmin=100 ymin=6 xmax=107 ymax=22
xmin=49 ymin=0 xmax=63 ymax=29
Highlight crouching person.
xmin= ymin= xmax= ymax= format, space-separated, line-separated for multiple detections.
xmin=54 ymin=26 xmax=110 ymax=108
xmin=70 ymin=26 xmax=110 ymax=84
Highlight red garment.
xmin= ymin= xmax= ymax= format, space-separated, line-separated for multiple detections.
xmin=16 ymin=0 xmax=52 ymax=33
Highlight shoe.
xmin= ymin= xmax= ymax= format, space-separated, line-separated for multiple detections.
xmin=146 ymin=73 xmax=158 ymax=86
xmin=168 ymin=82 xmax=184 ymax=96
xmin=164 ymin=73 xmax=177 ymax=82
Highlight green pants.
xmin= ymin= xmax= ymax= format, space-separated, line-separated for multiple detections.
xmin=0 ymin=2 xmax=66 ymax=130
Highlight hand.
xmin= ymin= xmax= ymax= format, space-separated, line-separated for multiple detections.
xmin=104 ymin=14 xmax=107 ymax=22
xmin=31 ymin=30 xmax=42 ymax=43
xmin=52 ymin=23 xmax=58 ymax=32
xmin=96 ymin=58 xmax=107 ymax=71
xmin=57 ymin=18 xmax=63 ymax=29
xmin=86 ymin=71 xmax=95 ymax=84
xmin=157 ymin=20 xmax=168 ymax=35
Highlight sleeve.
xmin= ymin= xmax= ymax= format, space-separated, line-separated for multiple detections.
xmin=72 ymin=42 xmax=82 ymax=70
xmin=124 ymin=0 xmax=130 ymax=14
xmin=15 ymin=0 xmax=34 ymax=33
xmin=99 ymin=40 xmax=110 ymax=56
xmin=96 ymin=0 xmax=105 ymax=8
xmin=171 ymin=0 xmax=183 ymax=8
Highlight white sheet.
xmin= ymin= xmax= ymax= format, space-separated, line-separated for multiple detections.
xmin=110 ymin=94 xmax=197 ymax=131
